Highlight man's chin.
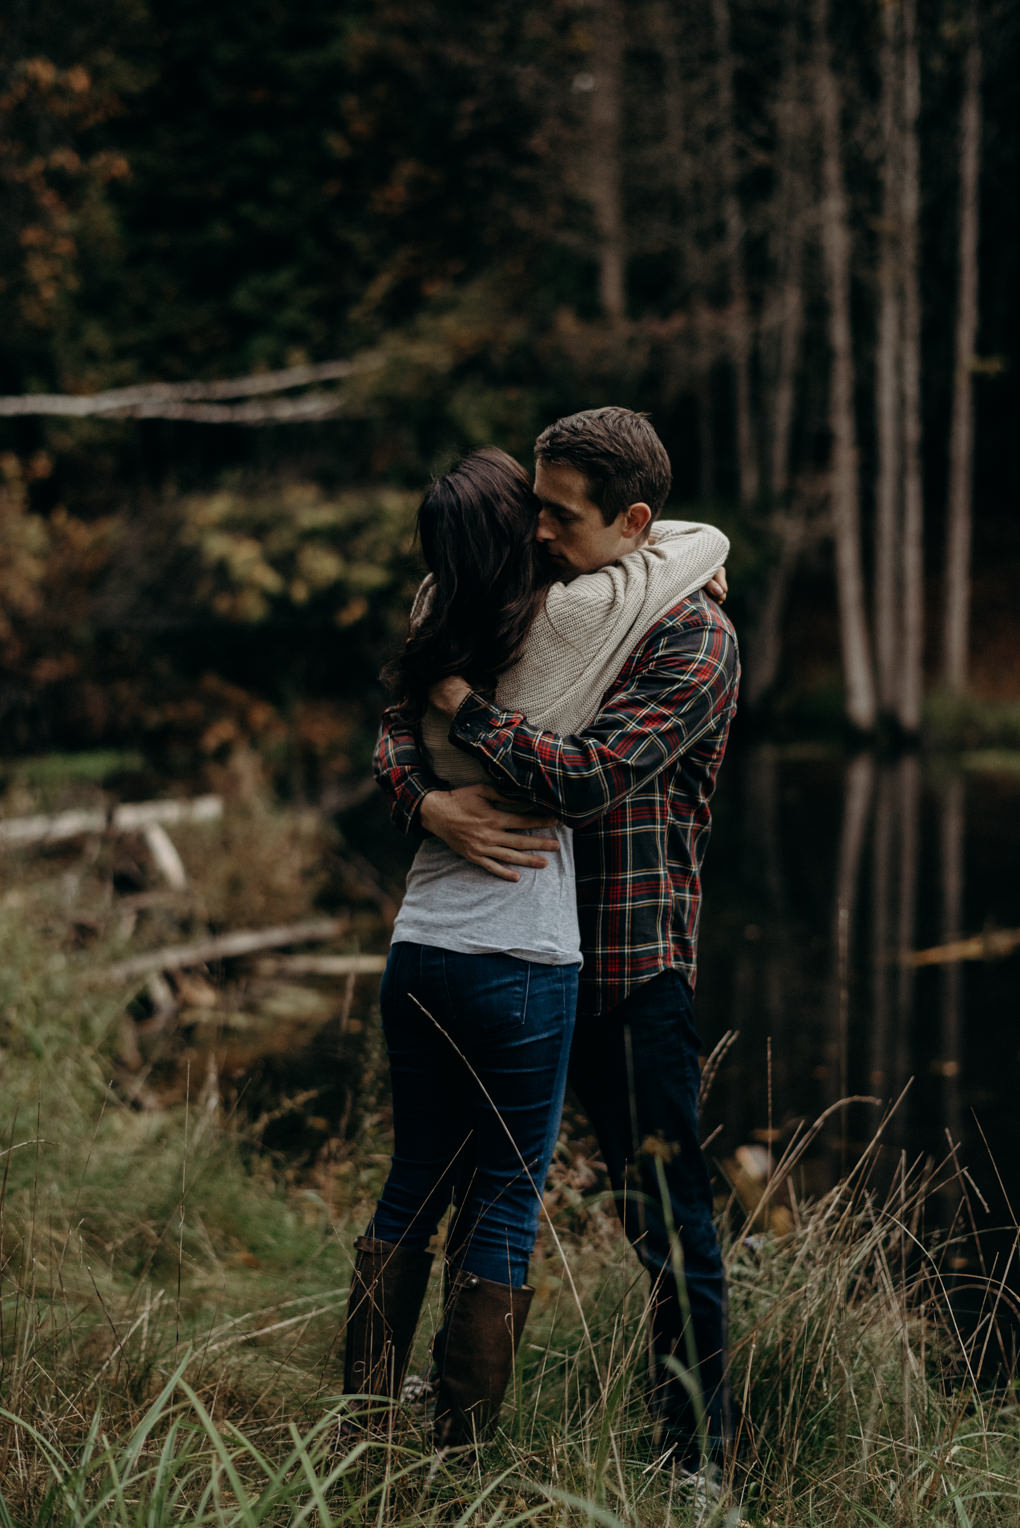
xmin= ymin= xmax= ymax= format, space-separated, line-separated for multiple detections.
xmin=539 ymin=550 xmax=575 ymax=581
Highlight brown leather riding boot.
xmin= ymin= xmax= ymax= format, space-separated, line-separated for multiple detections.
xmin=432 ymin=1270 xmax=534 ymax=1450
xmin=341 ymin=1235 xmax=433 ymax=1430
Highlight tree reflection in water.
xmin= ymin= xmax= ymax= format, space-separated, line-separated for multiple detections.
xmin=698 ymin=743 xmax=1020 ymax=1375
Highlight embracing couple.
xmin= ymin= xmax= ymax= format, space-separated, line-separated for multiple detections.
xmin=342 ymin=407 xmax=740 ymax=1477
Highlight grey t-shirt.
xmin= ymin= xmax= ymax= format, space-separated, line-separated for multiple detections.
xmin=391 ymin=825 xmax=581 ymax=967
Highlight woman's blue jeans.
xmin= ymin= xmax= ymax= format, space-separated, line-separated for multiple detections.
xmin=369 ymin=942 xmax=578 ymax=1288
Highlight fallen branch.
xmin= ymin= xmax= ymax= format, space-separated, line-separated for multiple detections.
xmin=142 ymin=823 xmax=188 ymax=890
xmin=254 ymin=954 xmax=388 ymax=978
xmin=100 ymin=917 xmax=350 ymax=984
xmin=0 ymin=362 xmax=351 ymax=410
xmin=0 ymin=795 xmax=223 ymax=846
xmin=0 ymin=355 xmax=390 ymax=424
xmin=901 ymin=927 xmax=1020 ymax=967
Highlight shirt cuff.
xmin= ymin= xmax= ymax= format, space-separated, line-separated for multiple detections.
xmin=448 ymin=693 xmax=522 ymax=757
xmin=393 ymin=771 xmax=440 ymax=835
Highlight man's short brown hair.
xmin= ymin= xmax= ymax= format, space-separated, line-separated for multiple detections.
xmin=534 ymin=406 xmax=672 ymax=526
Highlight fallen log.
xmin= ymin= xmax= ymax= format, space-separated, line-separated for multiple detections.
xmin=254 ymin=954 xmax=388 ymax=978
xmin=0 ymin=795 xmax=223 ymax=846
xmin=901 ymin=927 xmax=1020 ymax=967
xmin=142 ymin=823 xmax=189 ymax=889
xmin=99 ymin=916 xmax=350 ymax=984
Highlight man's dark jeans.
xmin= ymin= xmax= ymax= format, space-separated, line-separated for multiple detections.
xmin=569 ymin=968 xmax=731 ymax=1465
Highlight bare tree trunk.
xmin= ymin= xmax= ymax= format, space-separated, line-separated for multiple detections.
xmin=898 ymin=0 xmax=924 ymax=733
xmin=710 ymin=0 xmax=759 ymax=507
xmin=766 ymin=21 xmax=807 ymax=508
xmin=767 ymin=241 xmax=804 ymax=508
xmin=743 ymin=513 xmax=804 ymax=709
xmin=696 ymin=357 xmax=717 ymax=501
xmin=744 ymin=37 xmax=808 ymax=710
xmin=588 ymin=0 xmax=627 ymax=323
xmin=944 ymin=20 xmax=982 ymax=690
xmin=652 ymin=0 xmax=715 ymax=497
xmin=874 ymin=0 xmax=903 ymax=721
xmin=813 ymin=0 xmax=877 ymax=731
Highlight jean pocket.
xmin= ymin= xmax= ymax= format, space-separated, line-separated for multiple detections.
xmin=453 ymin=952 xmax=532 ymax=1043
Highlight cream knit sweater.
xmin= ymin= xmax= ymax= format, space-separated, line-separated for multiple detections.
xmin=414 ymin=519 xmax=729 ymax=789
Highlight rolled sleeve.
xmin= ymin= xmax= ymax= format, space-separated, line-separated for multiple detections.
xmin=372 ymin=707 xmax=442 ymax=835
xmin=449 ymin=614 xmax=739 ymax=827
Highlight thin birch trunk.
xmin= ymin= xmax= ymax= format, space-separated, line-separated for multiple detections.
xmin=589 ymin=0 xmax=627 ymax=323
xmin=767 ymin=24 xmax=807 ymax=507
xmin=813 ymin=0 xmax=877 ymax=731
xmin=743 ymin=514 xmax=804 ymax=709
xmin=874 ymin=0 xmax=903 ymax=720
xmin=696 ymin=359 xmax=717 ymax=501
xmin=653 ymin=1 xmax=715 ymax=496
xmin=745 ymin=40 xmax=808 ymax=710
xmin=898 ymin=0 xmax=924 ymax=733
xmin=710 ymin=0 xmax=759 ymax=506
xmin=944 ymin=22 xmax=982 ymax=690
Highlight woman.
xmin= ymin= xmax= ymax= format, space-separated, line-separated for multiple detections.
xmin=342 ymin=447 xmax=728 ymax=1449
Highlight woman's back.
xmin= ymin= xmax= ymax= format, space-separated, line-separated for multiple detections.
xmin=392 ymin=517 xmax=729 ymax=967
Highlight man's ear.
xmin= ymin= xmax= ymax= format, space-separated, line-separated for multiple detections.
xmin=621 ymin=501 xmax=652 ymax=539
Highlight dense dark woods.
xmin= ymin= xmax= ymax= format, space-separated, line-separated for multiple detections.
xmin=1 ymin=0 xmax=1018 ymax=765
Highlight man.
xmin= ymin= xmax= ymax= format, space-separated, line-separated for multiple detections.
xmin=373 ymin=406 xmax=739 ymax=1471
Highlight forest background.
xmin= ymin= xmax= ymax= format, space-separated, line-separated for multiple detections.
xmin=2 ymin=0 xmax=1018 ymax=776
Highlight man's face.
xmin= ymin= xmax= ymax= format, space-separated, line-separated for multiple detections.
xmin=533 ymin=459 xmax=648 ymax=579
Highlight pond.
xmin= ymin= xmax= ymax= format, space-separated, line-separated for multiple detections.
xmin=186 ymin=739 xmax=1020 ymax=1368
xmin=692 ymin=742 xmax=1020 ymax=1371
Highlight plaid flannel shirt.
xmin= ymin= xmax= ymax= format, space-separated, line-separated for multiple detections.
xmin=373 ymin=589 xmax=739 ymax=1014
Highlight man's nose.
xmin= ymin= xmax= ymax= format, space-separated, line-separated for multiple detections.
xmin=535 ymin=510 xmax=555 ymax=543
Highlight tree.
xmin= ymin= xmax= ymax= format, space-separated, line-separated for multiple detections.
xmin=743 ymin=9 xmax=810 ymax=710
xmin=898 ymin=0 xmax=925 ymax=734
xmin=584 ymin=0 xmax=627 ymax=323
xmin=813 ymin=0 xmax=877 ymax=732
xmin=944 ymin=11 xmax=982 ymax=691
xmin=873 ymin=0 xmax=903 ymax=722
xmin=710 ymin=0 xmax=758 ymax=508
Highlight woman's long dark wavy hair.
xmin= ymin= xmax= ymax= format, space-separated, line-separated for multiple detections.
xmin=383 ymin=448 xmax=549 ymax=720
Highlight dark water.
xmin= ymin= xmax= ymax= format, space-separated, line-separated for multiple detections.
xmin=692 ymin=743 xmax=1020 ymax=1367
xmin=357 ymin=741 xmax=1020 ymax=1249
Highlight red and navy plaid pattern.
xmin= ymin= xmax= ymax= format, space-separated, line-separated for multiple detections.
xmin=374 ymin=589 xmax=739 ymax=1014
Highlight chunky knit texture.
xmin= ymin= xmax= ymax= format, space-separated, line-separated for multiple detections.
xmin=415 ymin=519 xmax=729 ymax=788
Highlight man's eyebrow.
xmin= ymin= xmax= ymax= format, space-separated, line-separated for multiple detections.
xmin=539 ymin=497 xmax=574 ymax=515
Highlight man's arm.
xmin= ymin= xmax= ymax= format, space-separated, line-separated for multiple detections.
xmin=438 ymin=608 xmax=739 ymax=827
xmin=373 ymin=705 xmax=562 ymax=880
xmin=372 ymin=705 xmax=443 ymax=836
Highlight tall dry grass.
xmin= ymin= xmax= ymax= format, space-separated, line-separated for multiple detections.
xmin=2 ymin=786 xmax=1019 ymax=1526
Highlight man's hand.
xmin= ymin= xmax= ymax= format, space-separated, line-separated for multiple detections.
xmin=430 ymin=675 xmax=472 ymax=716
xmin=706 ymin=565 xmax=728 ymax=603
xmin=419 ymin=783 xmax=560 ymax=882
